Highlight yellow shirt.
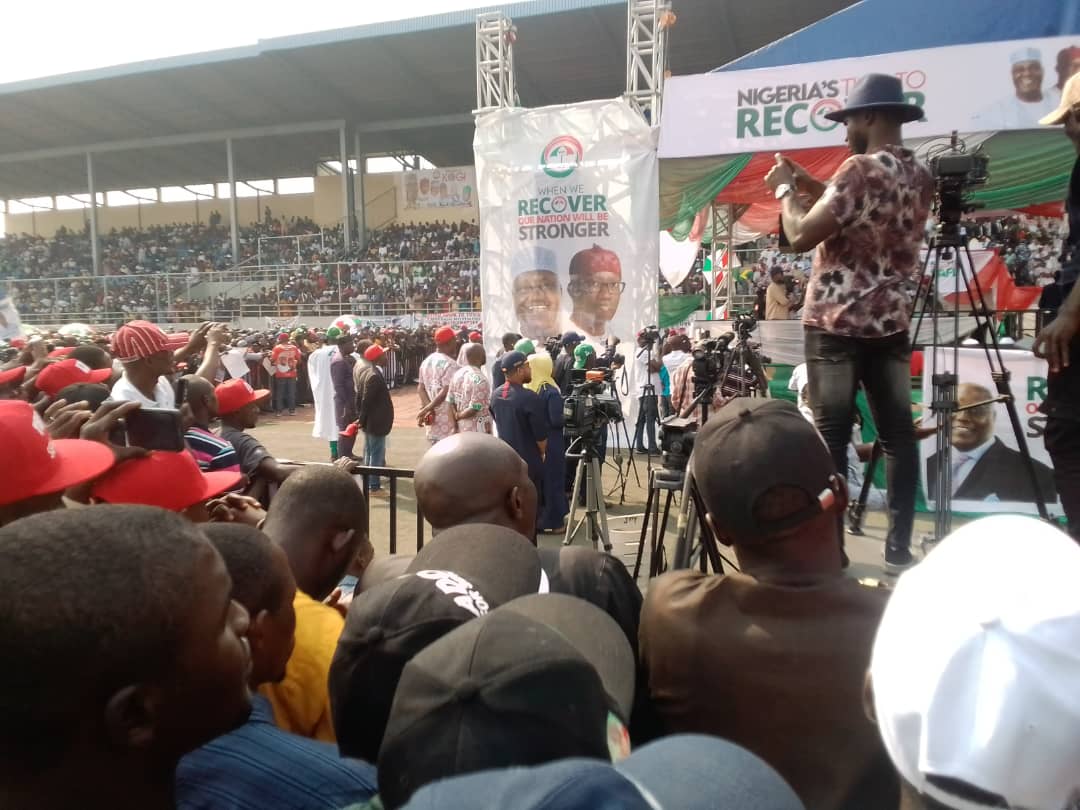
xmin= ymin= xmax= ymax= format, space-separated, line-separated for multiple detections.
xmin=260 ymin=590 xmax=344 ymax=742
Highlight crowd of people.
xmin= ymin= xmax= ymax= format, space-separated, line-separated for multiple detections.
xmin=2 ymin=218 xmax=482 ymax=323
xmin=2 ymin=309 xmax=1079 ymax=810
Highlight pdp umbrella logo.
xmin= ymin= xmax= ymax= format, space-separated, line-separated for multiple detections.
xmin=541 ymin=136 xmax=583 ymax=178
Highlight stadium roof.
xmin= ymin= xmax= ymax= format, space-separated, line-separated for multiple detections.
xmin=0 ymin=0 xmax=854 ymax=199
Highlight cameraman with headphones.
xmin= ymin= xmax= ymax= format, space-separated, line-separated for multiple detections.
xmin=632 ymin=328 xmax=662 ymax=455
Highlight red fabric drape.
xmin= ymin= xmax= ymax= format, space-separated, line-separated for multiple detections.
xmin=1015 ymin=201 xmax=1065 ymax=218
xmin=713 ymin=146 xmax=849 ymax=206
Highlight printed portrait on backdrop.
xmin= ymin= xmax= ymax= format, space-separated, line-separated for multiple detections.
xmin=475 ymin=98 xmax=658 ymax=397
xmin=566 ymin=244 xmax=625 ymax=339
xmin=921 ymin=349 xmax=1062 ymax=516
xmin=974 ymin=46 xmax=1058 ymax=129
xmin=511 ymin=245 xmax=563 ymax=341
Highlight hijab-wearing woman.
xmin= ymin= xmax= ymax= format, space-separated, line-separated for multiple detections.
xmin=526 ymin=352 xmax=569 ymax=532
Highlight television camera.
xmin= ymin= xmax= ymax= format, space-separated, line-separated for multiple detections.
xmin=563 ymin=369 xmax=624 ymax=441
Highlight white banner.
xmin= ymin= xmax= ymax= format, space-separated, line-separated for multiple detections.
xmin=661 ymin=35 xmax=1079 ymax=158
xmin=397 ymin=167 xmax=476 ymax=210
xmin=920 ymin=347 xmax=1061 ymax=517
xmin=474 ymin=98 xmax=659 ymax=375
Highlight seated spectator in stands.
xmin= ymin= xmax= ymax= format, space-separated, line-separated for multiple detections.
xmin=330 ymin=524 xmax=545 ymax=765
xmin=0 ymin=506 xmax=252 ymax=810
xmin=375 ymin=593 xmax=635 ymax=808
xmin=176 ymin=524 xmax=378 ymax=810
xmin=870 ymin=515 xmax=1080 ymax=810
xmin=181 ymin=375 xmax=241 ymax=473
xmin=216 ymin=379 xmax=299 ymax=488
xmin=639 ymin=398 xmax=897 ymax=810
xmin=90 ymin=450 xmax=242 ymax=522
xmin=260 ymin=465 xmax=372 ymax=742
xmin=414 ymin=431 xmax=538 ymax=542
xmin=0 ymin=399 xmax=120 ymax=527
xmin=110 ymin=320 xmax=178 ymax=407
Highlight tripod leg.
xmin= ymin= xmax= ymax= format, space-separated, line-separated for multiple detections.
xmin=592 ymin=459 xmax=612 ymax=552
xmin=633 ymin=470 xmax=655 ymax=581
xmin=563 ymin=458 xmax=585 ymax=547
xmin=671 ymin=465 xmax=696 ymax=569
xmin=652 ymin=490 xmax=676 ymax=577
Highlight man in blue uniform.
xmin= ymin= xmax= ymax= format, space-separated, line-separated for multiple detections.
xmin=492 ymin=351 xmax=548 ymax=524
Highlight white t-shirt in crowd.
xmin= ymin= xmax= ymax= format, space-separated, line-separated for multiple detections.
xmin=663 ymin=350 xmax=689 ymax=384
xmin=110 ymin=374 xmax=176 ymax=409
xmin=634 ymin=345 xmax=662 ymax=396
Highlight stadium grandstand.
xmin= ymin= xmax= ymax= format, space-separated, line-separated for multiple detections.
xmin=0 ymin=0 xmax=855 ymax=328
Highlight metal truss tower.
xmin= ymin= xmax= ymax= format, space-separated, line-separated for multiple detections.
xmin=625 ymin=0 xmax=674 ymax=124
xmin=475 ymin=11 xmax=519 ymax=112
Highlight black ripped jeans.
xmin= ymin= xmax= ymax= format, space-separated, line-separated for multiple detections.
xmin=804 ymin=326 xmax=917 ymax=552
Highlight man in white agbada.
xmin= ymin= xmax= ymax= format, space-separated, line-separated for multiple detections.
xmin=308 ymin=328 xmax=341 ymax=460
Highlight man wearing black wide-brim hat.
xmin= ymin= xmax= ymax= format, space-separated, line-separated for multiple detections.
xmin=763 ymin=73 xmax=934 ymax=573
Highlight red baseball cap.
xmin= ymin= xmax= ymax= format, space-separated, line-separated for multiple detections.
xmin=112 ymin=320 xmax=169 ymax=362
xmin=47 ymin=346 xmax=75 ymax=359
xmin=434 ymin=326 xmax=456 ymax=344
xmin=468 ymin=331 xmax=482 ymax=341
xmin=0 ymin=365 xmax=27 ymax=387
xmin=0 ymin=400 xmax=115 ymax=506
xmin=34 ymin=359 xmax=112 ymax=397
xmin=364 ymin=344 xmax=385 ymax=362
xmin=215 ymin=378 xmax=270 ymax=416
xmin=91 ymin=451 xmax=242 ymax=512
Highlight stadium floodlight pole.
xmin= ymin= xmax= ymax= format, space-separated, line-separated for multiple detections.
xmin=85 ymin=152 xmax=100 ymax=277
xmin=226 ymin=138 xmax=240 ymax=266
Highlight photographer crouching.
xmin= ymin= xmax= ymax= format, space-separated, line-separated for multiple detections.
xmin=764 ymin=74 xmax=933 ymax=572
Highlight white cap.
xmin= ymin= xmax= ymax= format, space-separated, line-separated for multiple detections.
xmin=1010 ymin=46 xmax=1041 ymax=65
xmin=871 ymin=515 xmax=1080 ymax=810
xmin=510 ymin=245 xmax=558 ymax=278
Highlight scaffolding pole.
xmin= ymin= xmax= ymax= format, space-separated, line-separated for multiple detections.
xmin=475 ymin=11 xmax=517 ymax=112
xmin=86 ymin=153 xmax=100 ymax=276
xmin=625 ymin=0 xmax=672 ymax=124
xmin=226 ymin=138 xmax=240 ymax=265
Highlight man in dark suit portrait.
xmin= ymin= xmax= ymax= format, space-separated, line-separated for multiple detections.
xmin=926 ymin=383 xmax=1057 ymax=503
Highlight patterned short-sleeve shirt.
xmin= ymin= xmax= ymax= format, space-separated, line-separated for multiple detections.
xmin=418 ymin=351 xmax=460 ymax=442
xmin=448 ymin=366 xmax=492 ymax=434
xmin=803 ymin=145 xmax=933 ymax=339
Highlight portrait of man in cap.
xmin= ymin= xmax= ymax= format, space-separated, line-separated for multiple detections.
xmin=976 ymin=47 xmax=1058 ymax=129
xmin=566 ymin=243 xmax=624 ymax=339
xmin=510 ymin=246 xmax=562 ymax=341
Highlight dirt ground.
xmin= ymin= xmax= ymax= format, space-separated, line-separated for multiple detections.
xmin=250 ymin=386 xmax=942 ymax=587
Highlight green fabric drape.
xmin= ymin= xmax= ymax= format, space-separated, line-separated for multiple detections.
xmin=659 ymin=294 xmax=706 ymax=328
xmin=660 ymin=154 xmax=753 ymax=238
xmin=970 ymin=130 xmax=1074 ymax=210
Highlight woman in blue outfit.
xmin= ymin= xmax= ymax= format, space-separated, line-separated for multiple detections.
xmin=527 ymin=353 xmax=570 ymax=532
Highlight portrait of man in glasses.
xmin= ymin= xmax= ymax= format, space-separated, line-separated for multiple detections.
xmin=925 ymin=382 xmax=1056 ymax=503
xmin=510 ymin=245 xmax=563 ymax=341
xmin=566 ymin=243 xmax=625 ymax=339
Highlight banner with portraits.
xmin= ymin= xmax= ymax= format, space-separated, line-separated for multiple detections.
xmin=397 ymin=167 xmax=477 ymax=211
xmin=920 ymin=347 xmax=1061 ymax=517
xmin=661 ymin=35 xmax=1080 ymax=158
xmin=474 ymin=97 xmax=659 ymax=382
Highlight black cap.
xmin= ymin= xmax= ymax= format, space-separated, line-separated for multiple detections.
xmin=377 ymin=594 xmax=635 ymax=809
xmin=405 ymin=524 xmax=545 ymax=603
xmin=692 ymin=398 xmax=838 ymax=541
xmin=499 ymin=350 xmax=528 ymax=372
xmin=330 ymin=525 xmax=544 ymax=762
xmin=561 ymin=331 xmax=585 ymax=347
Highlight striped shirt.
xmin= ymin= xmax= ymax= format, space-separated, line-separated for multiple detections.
xmin=184 ymin=426 xmax=242 ymax=473
xmin=175 ymin=694 xmax=377 ymax=810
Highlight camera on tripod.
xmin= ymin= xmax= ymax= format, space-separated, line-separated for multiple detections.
xmin=734 ymin=314 xmax=757 ymax=339
xmin=638 ymin=325 xmax=661 ymax=345
xmin=659 ymin=416 xmax=697 ymax=471
xmin=928 ymin=132 xmax=989 ymax=228
xmin=563 ymin=370 xmax=624 ymax=441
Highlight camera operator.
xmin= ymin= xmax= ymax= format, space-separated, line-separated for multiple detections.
xmin=1034 ymin=73 xmax=1080 ymax=542
xmin=765 ymin=267 xmax=796 ymax=321
xmin=632 ymin=329 xmax=662 ymax=454
xmin=670 ymin=338 xmax=728 ymax=425
xmin=554 ymin=331 xmax=584 ymax=395
xmin=764 ymin=73 xmax=933 ymax=571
